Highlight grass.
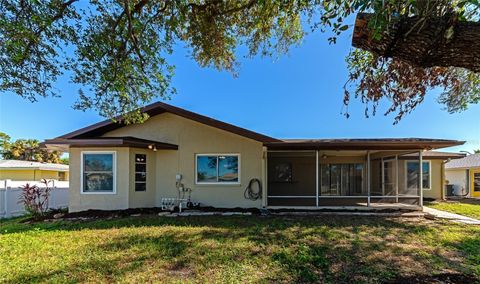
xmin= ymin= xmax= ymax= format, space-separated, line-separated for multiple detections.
xmin=426 ymin=199 xmax=480 ymax=219
xmin=1 ymin=214 xmax=480 ymax=283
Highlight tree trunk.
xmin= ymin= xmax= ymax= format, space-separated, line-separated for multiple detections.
xmin=352 ymin=13 xmax=480 ymax=73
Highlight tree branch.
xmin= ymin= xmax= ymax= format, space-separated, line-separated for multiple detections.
xmin=21 ymin=0 xmax=79 ymax=61
xmin=352 ymin=13 xmax=480 ymax=72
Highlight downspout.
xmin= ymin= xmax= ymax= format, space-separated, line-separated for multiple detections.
xmin=261 ymin=147 xmax=267 ymax=208
xmin=367 ymin=151 xmax=371 ymax=207
xmin=441 ymin=160 xmax=446 ymax=200
xmin=419 ymin=150 xmax=423 ymax=207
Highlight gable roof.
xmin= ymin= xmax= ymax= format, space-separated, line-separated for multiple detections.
xmin=57 ymin=102 xmax=279 ymax=143
xmin=446 ymin=154 xmax=480 ymax=169
xmin=43 ymin=102 xmax=465 ymax=151
xmin=0 ymin=160 xmax=69 ymax=171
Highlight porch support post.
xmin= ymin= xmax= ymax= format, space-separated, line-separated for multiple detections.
xmin=316 ymin=150 xmax=319 ymax=207
xmin=262 ymin=147 xmax=268 ymax=208
xmin=367 ymin=151 xmax=371 ymax=207
xmin=395 ymin=155 xmax=399 ymax=203
xmin=381 ymin=157 xmax=385 ymax=196
xmin=419 ymin=150 xmax=424 ymax=207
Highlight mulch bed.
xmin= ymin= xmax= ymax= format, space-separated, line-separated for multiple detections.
xmin=21 ymin=205 xmax=421 ymax=223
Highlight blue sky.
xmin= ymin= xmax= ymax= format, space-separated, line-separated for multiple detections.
xmin=0 ymin=27 xmax=479 ymax=153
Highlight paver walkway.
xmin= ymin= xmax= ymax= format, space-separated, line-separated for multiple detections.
xmin=424 ymin=206 xmax=480 ymax=225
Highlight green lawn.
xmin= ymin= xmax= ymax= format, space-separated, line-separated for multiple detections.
xmin=426 ymin=200 xmax=480 ymax=219
xmin=1 ymin=215 xmax=479 ymax=283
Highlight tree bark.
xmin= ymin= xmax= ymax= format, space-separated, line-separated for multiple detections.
xmin=352 ymin=13 xmax=480 ymax=73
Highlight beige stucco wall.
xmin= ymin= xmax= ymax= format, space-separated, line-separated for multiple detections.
xmin=69 ymin=147 xmax=130 ymax=212
xmin=423 ymin=160 xmax=443 ymax=200
xmin=0 ymin=169 xmax=66 ymax=181
xmin=107 ymin=113 xmax=264 ymax=209
xmin=68 ymin=113 xmax=264 ymax=211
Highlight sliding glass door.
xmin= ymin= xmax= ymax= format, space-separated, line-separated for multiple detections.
xmin=319 ymin=163 xmax=365 ymax=196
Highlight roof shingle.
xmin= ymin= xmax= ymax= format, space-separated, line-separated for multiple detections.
xmin=0 ymin=160 xmax=69 ymax=171
xmin=445 ymin=154 xmax=480 ymax=169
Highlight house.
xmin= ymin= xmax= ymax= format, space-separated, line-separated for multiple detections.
xmin=0 ymin=160 xmax=69 ymax=181
xmin=445 ymin=154 xmax=480 ymax=198
xmin=43 ymin=102 xmax=464 ymax=212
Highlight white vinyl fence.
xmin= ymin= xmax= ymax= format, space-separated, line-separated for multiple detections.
xmin=0 ymin=180 xmax=69 ymax=218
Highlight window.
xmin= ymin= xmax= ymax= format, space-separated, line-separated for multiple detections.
xmin=320 ymin=163 xmax=364 ymax=196
xmin=58 ymin=171 xmax=67 ymax=181
xmin=135 ymin=154 xmax=147 ymax=191
xmin=273 ymin=162 xmax=292 ymax=182
xmin=406 ymin=161 xmax=431 ymax=190
xmin=196 ymin=154 xmax=239 ymax=184
xmin=82 ymin=152 xmax=116 ymax=193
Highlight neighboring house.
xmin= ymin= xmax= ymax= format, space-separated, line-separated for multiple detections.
xmin=43 ymin=102 xmax=464 ymax=212
xmin=445 ymin=154 xmax=480 ymax=198
xmin=0 ymin=160 xmax=69 ymax=181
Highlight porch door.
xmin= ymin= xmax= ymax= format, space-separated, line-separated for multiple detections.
xmin=471 ymin=170 xmax=480 ymax=197
xmin=382 ymin=159 xmax=396 ymax=196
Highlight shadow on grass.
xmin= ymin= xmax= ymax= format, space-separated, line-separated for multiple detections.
xmin=2 ymin=215 xmax=479 ymax=283
xmin=0 ymin=214 xmax=432 ymax=234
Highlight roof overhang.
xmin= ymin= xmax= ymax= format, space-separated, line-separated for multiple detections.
xmin=42 ymin=136 xmax=178 ymax=151
xmin=264 ymin=139 xmax=465 ymax=151
xmin=399 ymin=151 xmax=466 ymax=160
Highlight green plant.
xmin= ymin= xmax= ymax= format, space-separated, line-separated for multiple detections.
xmin=18 ymin=179 xmax=53 ymax=217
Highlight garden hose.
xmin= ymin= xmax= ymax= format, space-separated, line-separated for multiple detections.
xmin=244 ymin=178 xmax=262 ymax=201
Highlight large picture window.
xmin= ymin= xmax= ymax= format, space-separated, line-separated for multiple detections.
xmin=196 ymin=154 xmax=240 ymax=184
xmin=82 ymin=152 xmax=116 ymax=193
xmin=135 ymin=154 xmax=147 ymax=191
xmin=406 ymin=161 xmax=431 ymax=190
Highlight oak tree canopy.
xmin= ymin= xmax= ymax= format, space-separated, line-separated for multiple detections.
xmin=1 ymin=0 xmax=479 ymax=123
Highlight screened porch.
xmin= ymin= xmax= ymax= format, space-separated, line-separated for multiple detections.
xmin=266 ymin=150 xmax=429 ymax=208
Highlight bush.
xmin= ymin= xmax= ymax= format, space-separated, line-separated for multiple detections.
xmin=18 ymin=179 xmax=53 ymax=217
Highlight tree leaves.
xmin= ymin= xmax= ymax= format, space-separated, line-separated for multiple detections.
xmin=0 ymin=0 xmax=479 ymax=124
xmin=0 ymin=132 xmax=63 ymax=163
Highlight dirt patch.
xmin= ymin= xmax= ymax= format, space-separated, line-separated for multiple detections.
xmin=385 ymin=273 xmax=478 ymax=283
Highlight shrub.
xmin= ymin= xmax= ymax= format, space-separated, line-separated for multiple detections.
xmin=18 ymin=179 xmax=53 ymax=217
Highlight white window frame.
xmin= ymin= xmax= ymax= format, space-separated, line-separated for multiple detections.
xmin=195 ymin=153 xmax=241 ymax=185
xmin=81 ymin=151 xmax=117 ymax=194
xmin=405 ymin=160 xmax=432 ymax=190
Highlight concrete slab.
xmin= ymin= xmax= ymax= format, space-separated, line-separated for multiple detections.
xmin=271 ymin=211 xmax=424 ymax=217
xmin=423 ymin=207 xmax=480 ymax=225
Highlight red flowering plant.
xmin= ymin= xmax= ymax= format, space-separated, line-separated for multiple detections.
xmin=18 ymin=179 xmax=53 ymax=217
